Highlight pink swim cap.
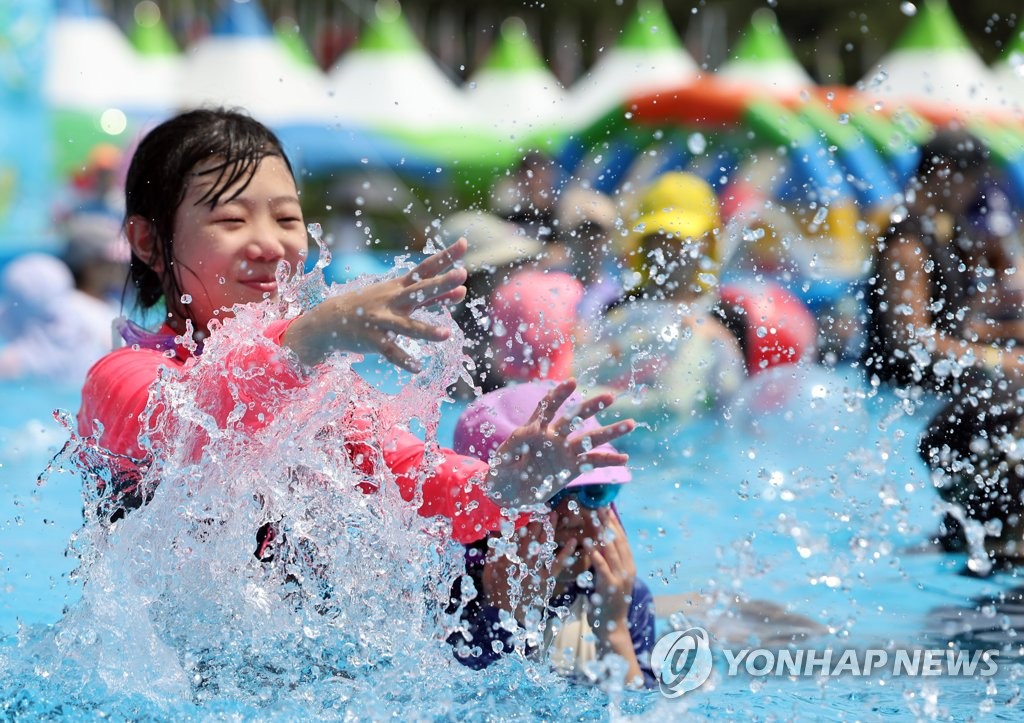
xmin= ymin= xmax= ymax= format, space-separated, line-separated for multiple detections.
xmin=490 ymin=269 xmax=584 ymax=383
xmin=452 ymin=380 xmax=631 ymax=488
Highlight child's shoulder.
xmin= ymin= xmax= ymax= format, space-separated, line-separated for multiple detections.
xmin=84 ymin=344 xmax=181 ymax=387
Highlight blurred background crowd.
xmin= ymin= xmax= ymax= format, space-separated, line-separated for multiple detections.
xmin=0 ymin=0 xmax=1022 ymax=403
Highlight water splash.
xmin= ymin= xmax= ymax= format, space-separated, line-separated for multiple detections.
xmin=2 ymin=242 xmax=647 ymax=718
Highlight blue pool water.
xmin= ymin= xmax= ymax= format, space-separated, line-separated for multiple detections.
xmin=2 ymin=361 xmax=1023 ymax=719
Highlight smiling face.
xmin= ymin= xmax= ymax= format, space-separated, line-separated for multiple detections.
xmin=168 ymin=154 xmax=307 ymax=335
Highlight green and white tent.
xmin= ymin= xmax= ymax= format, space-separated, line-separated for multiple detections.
xmin=991 ymin=28 xmax=1024 ymax=117
xmin=565 ymin=0 xmax=698 ymax=129
xmin=325 ymin=4 xmax=505 ymax=165
xmin=857 ymin=0 xmax=1007 ymax=118
xmin=716 ymin=8 xmax=815 ymax=98
xmin=462 ymin=17 xmax=568 ymax=147
xmin=177 ymin=0 xmax=333 ymax=125
xmin=129 ymin=1 xmax=181 ymax=116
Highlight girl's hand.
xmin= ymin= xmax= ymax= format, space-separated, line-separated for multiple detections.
xmin=588 ymin=508 xmax=637 ymax=629
xmin=283 ymin=238 xmax=469 ymax=371
xmin=487 ymin=379 xmax=634 ymax=509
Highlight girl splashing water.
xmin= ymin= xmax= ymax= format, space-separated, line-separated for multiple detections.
xmin=50 ymin=108 xmax=634 ymax=705
xmin=78 ymin=108 xmax=633 ymax=537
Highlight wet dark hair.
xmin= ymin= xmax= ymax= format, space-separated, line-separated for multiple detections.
xmin=915 ymin=129 xmax=989 ymax=180
xmin=123 ymin=107 xmax=294 ymax=311
xmin=919 ymin=372 xmax=1024 ymax=552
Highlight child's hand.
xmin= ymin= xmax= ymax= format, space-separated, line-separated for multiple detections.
xmin=487 ymin=379 xmax=634 ymax=509
xmin=587 ymin=508 xmax=646 ymax=688
xmin=588 ymin=508 xmax=637 ymax=630
xmin=481 ymin=516 xmax=577 ymax=621
xmin=283 ymin=238 xmax=469 ymax=371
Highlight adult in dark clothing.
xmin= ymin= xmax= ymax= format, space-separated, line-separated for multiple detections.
xmin=862 ymin=130 xmax=1024 ymax=390
xmin=918 ymin=377 xmax=1024 ymax=563
xmin=861 ymin=129 xmax=1024 ymax=564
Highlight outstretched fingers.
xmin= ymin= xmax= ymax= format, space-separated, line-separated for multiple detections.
xmin=552 ymin=391 xmax=617 ymax=437
xmin=529 ymin=379 xmax=578 ymax=428
xmin=377 ymin=337 xmax=420 ymax=373
xmin=575 ymin=449 xmax=629 ymax=470
xmin=407 ymin=237 xmax=467 ymax=282
xmin=399 ymin=267 xmax=468 ymax=310
xmin=569 ymin=419 xmax=636 ymax=452
xmin=571 ymin=392 xmax=617 ymax=421
xmin=380 ymin=314 xmax=453 ymax=342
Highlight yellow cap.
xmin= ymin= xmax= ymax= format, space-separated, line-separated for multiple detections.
xmin=627 ymin=172 xmax=722 ymax=289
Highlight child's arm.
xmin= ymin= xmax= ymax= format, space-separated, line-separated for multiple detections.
xmin=590 ymin=509 xmax=650 ymax=689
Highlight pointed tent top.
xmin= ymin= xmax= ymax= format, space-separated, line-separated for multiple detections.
xmin=730 ymin=9 xmax=797 ymax=63
xmin=356 ymin=1 xmax=423 ymax=54
xmin=57 ymin=0 xmax=102 ymax=18
xmin=892 ymin=0 xmax=971 ymax=52
xmin=482 ymin=17 xmax=547 ymax=72
xmin=211 ymin=0 xmax=273 ymax=38
xmin=131 ymin=4 xmax=179 ymax=56
xmin=619 ymin=0 xmax=681 ymax=51
xmin=275 ymin=18 xmax=317 ymax=67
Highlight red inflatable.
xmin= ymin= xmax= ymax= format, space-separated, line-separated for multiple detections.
xmin=719 ymin=281 xmax=816 ymax=374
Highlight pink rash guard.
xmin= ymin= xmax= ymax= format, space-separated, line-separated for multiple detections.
xmin=77 ymin=319 xmax=509 ymax=544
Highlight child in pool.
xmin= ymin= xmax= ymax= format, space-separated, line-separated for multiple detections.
xmin=446 ymin=381 xmax=656 ymax=690
xmin=76 ymin=108 xmax=634 ymax=549
xmin=575 ymin=172 xmax=744 ymax=422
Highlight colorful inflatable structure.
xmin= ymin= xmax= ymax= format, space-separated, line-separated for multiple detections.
xmin=2 ymin=0 xmax=1022 ymax=261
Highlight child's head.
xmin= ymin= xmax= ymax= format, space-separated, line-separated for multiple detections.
xmin=489 ymin=270 xmax=583 ymax=383
xmin=628 ymin=172 xmax=721 ymax=298
xmin=912 ymin=129 xmax=989 ymax=215
xmin=555 ymin=187 xmax=616 ymax=279
xmin=453 ymin=381 xmax=630 ymax=574
xmin=123 ymin=108 xmax=305 ymax=332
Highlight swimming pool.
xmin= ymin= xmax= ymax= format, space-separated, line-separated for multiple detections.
xmin=1 ymin=360 xmax=1021 ymax=719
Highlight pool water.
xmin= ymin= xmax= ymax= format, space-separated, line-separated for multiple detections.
xmin=2 ymin=360 xmax=1023 ymax=720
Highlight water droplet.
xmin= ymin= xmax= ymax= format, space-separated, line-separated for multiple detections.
xmin=687 ymin=132 xmax=707 ymax=155
xmin=180 ymin=294 xmax=192 ymax=304
xmin=900 ymin=1 xmax=917 ymax=16
xmin=100 ymin=108 xmax=128 ymax=135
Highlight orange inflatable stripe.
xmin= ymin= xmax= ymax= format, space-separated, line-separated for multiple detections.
xmin=627 ymin=77 xmax=753 ymax=127
xmin=629 ymin=80 xmax=865 ymax=130
xmin=625 ymin=77 xmax=1019 ymax=134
